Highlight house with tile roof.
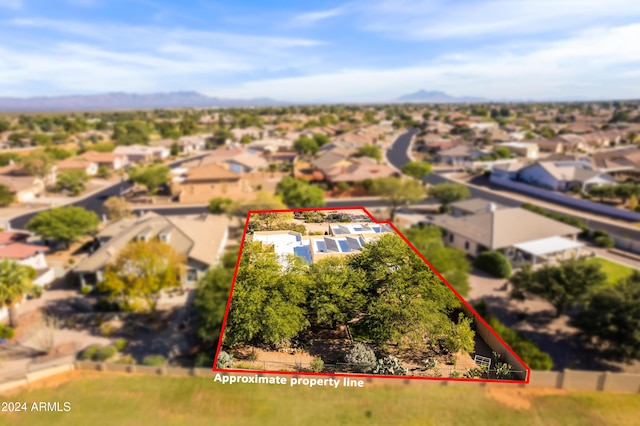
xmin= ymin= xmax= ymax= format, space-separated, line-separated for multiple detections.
xmin=517 ymin=161 xmax=616 ymax=192
xmin=74 ymin=212 xmax=229 ymax=287
xmin=0 ymin=231 xmax=55 ymax=287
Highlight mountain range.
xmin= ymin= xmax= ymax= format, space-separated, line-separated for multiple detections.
xmin=0 ymin=91 xmax=288 ymax=112
xmin=396 ymin=90 xmax=488 ymax=103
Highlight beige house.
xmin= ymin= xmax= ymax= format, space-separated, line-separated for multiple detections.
xmin=80 ymin=151 xmax=128 ymax=170
xmin=173 ymin=163 xmax=254 ymax=204
xmin=56 ymin=157 xmax=99 ymax=176
xmin=496 ymin=142 xmax=539 ymax=159
xmin=430 ymin=200 xmax=583 ymax=266
xmin=74 ymin=212 xmax=229 ymax=286
xmin=0 ymin=165 xmax=46 ymax=203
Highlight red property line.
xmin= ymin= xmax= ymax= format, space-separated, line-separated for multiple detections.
xmin=212 ymin=206 xmax=531 ymax=384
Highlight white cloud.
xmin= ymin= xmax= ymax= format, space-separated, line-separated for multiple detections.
xmin=0 ymin=0 xmax=21 ymax=9
xmin=357 ymin=0 xmax=640 ymax=40
xmin=287 ymin=5 xmax=349 ymax=27
xmin=210 ymin=24 xmax=640 ymax=101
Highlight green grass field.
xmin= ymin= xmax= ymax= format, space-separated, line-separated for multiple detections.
xmin=2 ymin=372 xmax=640 ymax=426
xmin=586 ymin=257 xmax=636 ymax=285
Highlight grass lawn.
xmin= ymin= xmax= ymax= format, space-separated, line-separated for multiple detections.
xmin=585 ymin=257 xmax=636 ymax=285
xmin=2 ymin=372 xmax=640 ymax=426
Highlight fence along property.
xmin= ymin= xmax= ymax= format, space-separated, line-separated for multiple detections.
xmin=2 ymin=361 xmax=640 ymax=394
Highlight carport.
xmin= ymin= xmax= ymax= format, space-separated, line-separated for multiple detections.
xmin=513 ymin=237 xmax=584 ymax=266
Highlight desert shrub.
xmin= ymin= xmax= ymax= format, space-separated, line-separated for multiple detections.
xmin=449 ymin=370 xmax=461 ymax=378
xmin=114 ymin=354 xmax=136 ymax=365
xmin=371 ymin=356 xmax=407 ymax=376
xmin=142 ymin=355 xmax=167 ymax=367
xmin=216 ymin=351 xmax=234 ymax=369
xmin=474 ymin=251 xmax=512 ymax=278
xmin=336 ymin=182 xmax=350 ymax=192
xmin=68 ymin=257 xmax=76 ymax=265
xmin=28 ymin=286 xmax=44 ymax=299
xmin=113 ymin=338 xmax=128 ymax=352
xmin=592 ymin=229 xmax=609 ymax=239
xmin=246 ymin=349 xmax=258 ymax=361
xmin=0 ymin=325 xmax=15 ymax=339
xmin=423 ymin=359 xmax=437 ymax=370
xmin=100 ymin=322 xmax=116 ymax=337
xmin=344 ymin=343 xmax=377 ymax=373
xmin=310 ymin=357 xmax=324 ymax=373
xmin=594 ymin=235 xmax=615 ymax=248
xmin=79 ymin=344 xmax=100 ymax=360
xmin=94 ymin=345 xmax=117 ymax=361
xmin=465 ymin=367 xmax=485 ymax=379
xmin=495 ymin=362 xmax=513 ymax=380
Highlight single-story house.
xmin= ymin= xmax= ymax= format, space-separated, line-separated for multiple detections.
xmin=429 ymin=202 xmax=584 ymax=266
xmin=517 ymin=161 xmax=617 ymax=192
xmin=324 ymin=160 xmax=399 ymax=185
xmin=435 ymin=144 xmax=486 ymax=165
xmin=56 ymin=157 xmax=98 ymax=176
xmin=80 ymin=151 xmax=128 ymax=170
xmin=496 ymin=142 xmax=539 ymax=159
xmin=113 ymin=144 xmax=170 ymax=163
xmin=74 ymin=212 xmax=229 ymax=287
xmin=0 ymin=231 xmax=55 ymax=287
xmin=0 ymin=165 xmax=46 ymax=204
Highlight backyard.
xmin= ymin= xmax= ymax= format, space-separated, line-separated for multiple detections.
xmin=2 ymin=372 xmax=640 ymax=425
xmin=585 ymin=257 xmax=635 ymax=285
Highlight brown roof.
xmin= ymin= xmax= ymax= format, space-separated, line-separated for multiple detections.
xmin=183 ymin=163 xmax=241 ymax=183
xmin=80 ymin=151 xmax=123 ymax=163
xmin=325 ymin=163 xmax=398 ymax=183
xmin=0 ymin=232 xmax=29 ymax=245
xmin=0 ymin=165 xmax=41 ymax=192
xmin=57 ymin=156 xmax=94 ymax=171
xmin=0 ymin=242 xmax=46 ymax=259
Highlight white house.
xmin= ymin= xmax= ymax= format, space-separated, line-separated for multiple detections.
xmin=517 ymin=161 xmax=617 ymax=192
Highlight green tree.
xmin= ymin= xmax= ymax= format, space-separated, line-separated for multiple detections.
xmin=293 ymin=135 xmax=319 ymax=155
xmin=574 ymin=272 xmax=640 ymax=360
xmin=402 ymin=161 xmax=432 ymax=183
xmin=170 ymin=142 xmax=181 ymax=157
xmin=350 ymin=234 xmax=463 ymax=349
xmin=539 ymin=126 xmax=556 ymax=138
xmin=112 ymin=121 xmax=149 ymax=145
xmin=54 ymin=170 xmax=90 ymax=195
xmin=0 ymin=119 xmax=10 ymax=132
xmin=0 ymin=184 xmax=14 ymax=207
xmin=402 ymin=226 xmax=471 ymax=297
xmin=31 ymin=133 xmax=52 ymax=146
xmin=428 ymin=182 xmax=471 ymax=207
xmin=510 ymin=259 xmax=606 ymax=317
xmin=307 ymin=257 xmax=368 ymax=328
xmin=99 ymin=240 xmax=186 ymax=316
xmin=128 ymin=164 xmax=170 ymax=194
xmin=179 ymin=116 xmax=198 ymax=136
xmin=371 ymin=177 xmax=426 ymax=221
xmin=275 ymin=176 xmax=325 ymax=208
xmin=17 ymin=153 xmax=54 ymax=178
xmin=0 ymin=259 xmax=35 ymax=327
xmin=474 ymin=251 xmax=512 ymax=278
xmin=355 ymin=145 xmax=382 ymax=163
xmin=208 ymin=197 xmax=233 ymax=214
xmin=26 ymin=206 xmax=100 ymax=248
xmin=195 ymin=265 xmax=235 ymax=344
xmin=313 ymin=133 xmax=330 ymax=147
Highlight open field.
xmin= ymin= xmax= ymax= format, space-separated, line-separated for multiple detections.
xmin=2 ymin=371 xmax=640 ymax=425
xmin=586 ymin=257 xmax=636 ymax=285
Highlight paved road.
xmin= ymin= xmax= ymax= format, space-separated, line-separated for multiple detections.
xmin=386 ymin=128 xmax=419 ymax=170
xmin=10 ymin=153 xmax=209 ymax=230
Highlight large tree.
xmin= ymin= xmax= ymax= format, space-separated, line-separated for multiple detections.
xmin=509 ymin=259 xmax=607 ymax=317
xmin=26 ymin=206 xmax=100 ymax=248
xmin=355 ymin=145 xmax=382 ymax=163
xmin=428 ymin=182 xmax=471 ymax=207
xmin=101 ymin=196 xmax=133 ymax=221
xmin=293 ymin=135 xmax=319 ymax=155
xmin=0 ymin=259 xmax=35 ymax=327
xmin=98 ymin=240 xmax=186 ymax=315
xmin=402 ymin=161 xmax=432 ymax=183
xmin=275 ymin=176 xmax=325 ymax=208
xmin=349 ymin=234 xmax=464 ymax=350
xmin=195 ymin=265 xmax=235 ymax=345
xmin=17 ymin=153 xmax=54 ymax=179
xmin=574 ymin=272 xmax=640 ymax=360
xmin=54 ymin=170 xmax=90 ymax=196
xmin=0 ymin=184 xmax=14 ymax=207
xmin=370 ymin=177 xmax=426 ymax=221
xmin=128 ymin=164 xmax=170 ymax=195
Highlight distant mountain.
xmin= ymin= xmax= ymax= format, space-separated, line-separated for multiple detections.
xmin=397 ymin=90 xmax=488 ymax=103
xmin=0 ymin=91 xmax=288 ymax=112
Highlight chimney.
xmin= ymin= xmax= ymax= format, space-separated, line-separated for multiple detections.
xmin=486 ymin=202 xmax=497 ymax=213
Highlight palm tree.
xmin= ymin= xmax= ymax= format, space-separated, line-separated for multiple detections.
xmin=0 ymin=259 xmax=35 ymax=327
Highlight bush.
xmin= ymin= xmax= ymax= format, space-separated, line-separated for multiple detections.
xmin=449 ymin=370 xmax=461 ymax=378
xmin=344 ymin=343 xmax=377 ymax=373
xmin=0 ymin=325 xmax=15 ymax=339
xmin=371 ymin=356 xmax=407 ymax=376
xmin=465 ymin=367 xmax=485 ymax=379
xmin=592 ymin=229 xmax=609 ymax=239
xmin=216 ymin=351 xmax=234 ymax=369
xmin=142 ymin=355 xmax=167 ymax=367
xmin=594 ymin=235 xmax=615 ymax=248
xmin=310 ymin=357 xmax=324 ymax=373
xmin=80 ymin=285 xmax=92 ymax=295
xmin=246 ymin=349 xmax=258 ymax=361
xmin=100 ymin=322 xmax=116 ymax=337
xmin=94 ymin=345 xmax=118 ymax=361
xmin=68 ymin=257 xmax=76 ymax=265
xmin=114 ymin=354 xmax=136 ymax=365
xmin=495 ymin=362 xmax=513 ymax=380
xmin=474 ymin=251 xmax=512 ymax=278
xmin=28 ymin=286 xmax=44 ymax=299
xmin=194 ymin=352 xmax=213 ymax=368
xmin=336 ymin=182 xmax=350 ymax=192
xmin=113 ymin=339 xmax=128 ymax=352
xmin=80 ymin=344 xmax=101 ymax=360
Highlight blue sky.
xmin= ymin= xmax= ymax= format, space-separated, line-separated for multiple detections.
xmin=1 ymin=0 xmax=640 ymax=102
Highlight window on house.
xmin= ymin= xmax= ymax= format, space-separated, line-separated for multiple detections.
xmin=186 ymin=269 xmax=198 ymax=282
xmin=449 ymin=234 xmax=454 ymax=243
xmin=464 ymin=241 xmax=470 ymax=250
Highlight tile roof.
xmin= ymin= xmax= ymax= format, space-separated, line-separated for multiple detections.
xmin=0 ymin=242 xmax=46 ymax=259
